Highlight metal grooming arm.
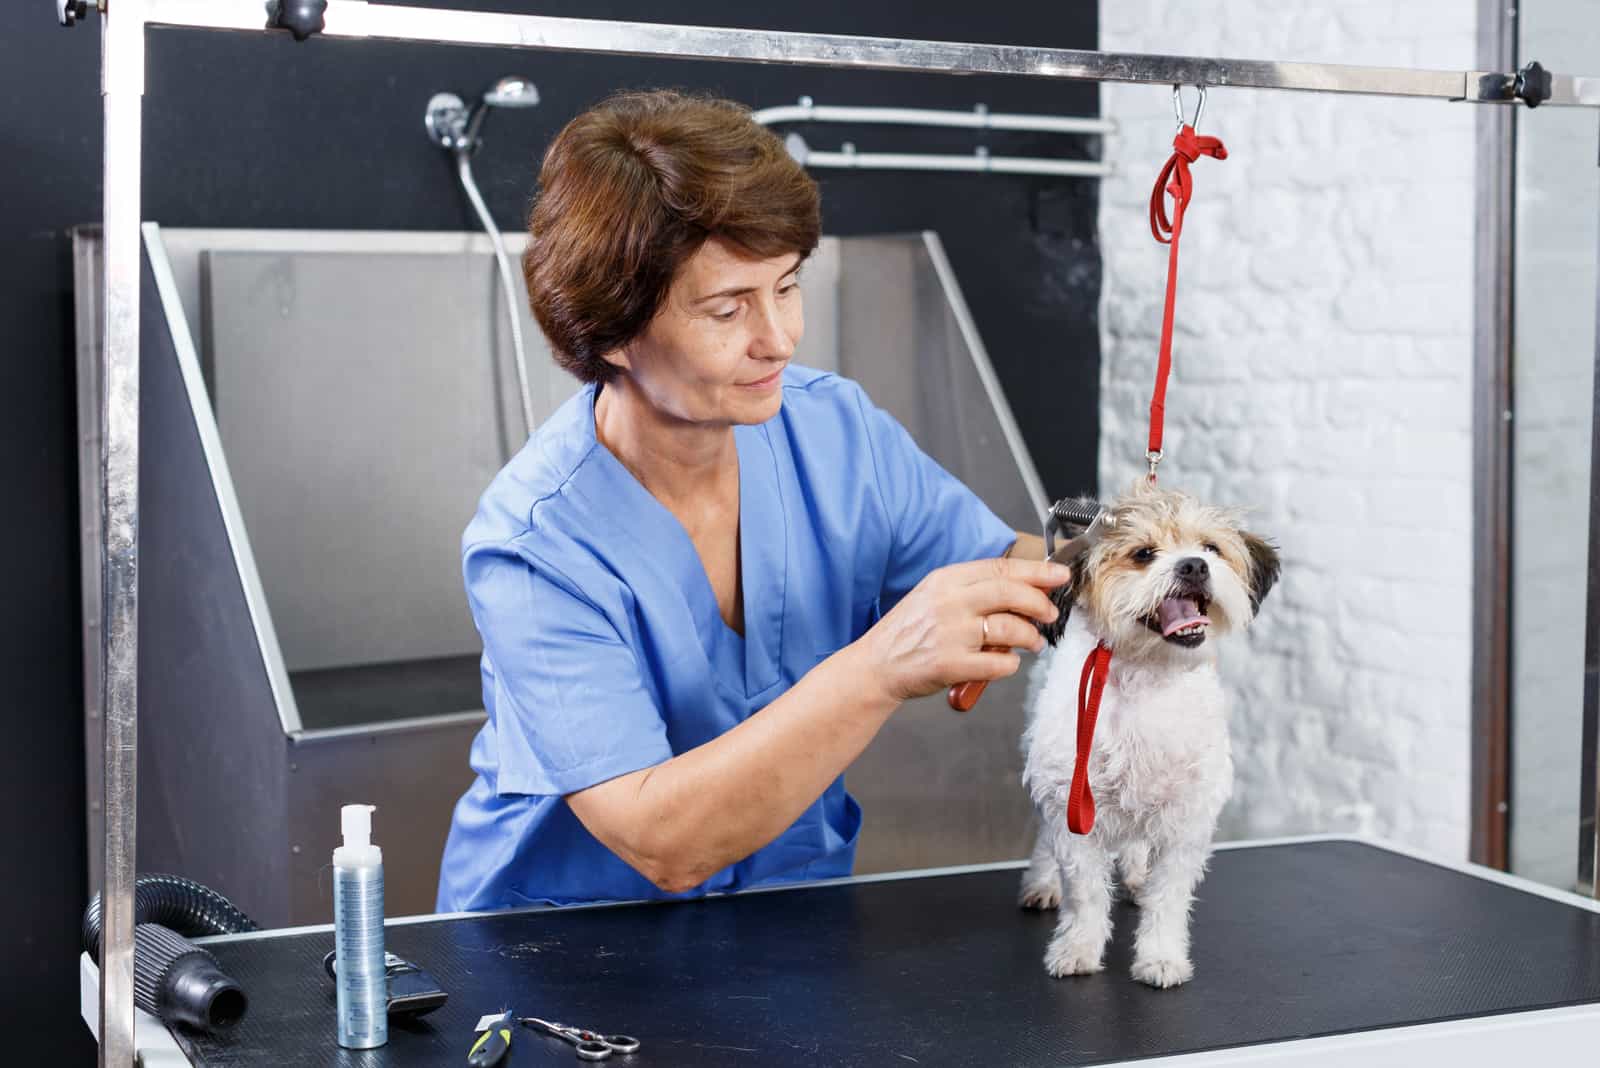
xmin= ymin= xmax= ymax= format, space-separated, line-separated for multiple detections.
xmin=51 ymin=0 xmax=1600 ymax=1062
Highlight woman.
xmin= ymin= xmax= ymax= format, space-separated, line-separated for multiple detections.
xmin=437 ymin=90 xmax=1065 ymax=911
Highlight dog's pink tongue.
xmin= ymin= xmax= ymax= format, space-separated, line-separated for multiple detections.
xmin=1158 ymin=597 xmax=1208 ymax=636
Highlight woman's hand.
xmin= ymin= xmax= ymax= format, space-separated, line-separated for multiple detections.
xmin=857 ymin=557 xmax=1070 ymax=704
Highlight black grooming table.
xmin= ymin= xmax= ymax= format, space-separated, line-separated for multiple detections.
xmin=89 ymin=839 xmax=1600 ymax=1065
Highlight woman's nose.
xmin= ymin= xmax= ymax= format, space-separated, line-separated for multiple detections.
xmin=750 ymin=299 xmax=799 ymax=360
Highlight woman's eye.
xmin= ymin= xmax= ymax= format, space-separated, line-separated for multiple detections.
xmin=1132 ymin=547 xmax=1157 ymax=565
xmin=712 ymin=306 xmax=740 ymax=322
xmin=1203 ymin=542 xmax=1221 ymax=555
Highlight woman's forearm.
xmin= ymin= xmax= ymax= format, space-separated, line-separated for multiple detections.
xmin=565 ymin=641 xmax=900 ymax=892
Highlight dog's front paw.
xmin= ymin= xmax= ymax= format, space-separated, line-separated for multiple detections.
xmin=1131 ymin=956 xmax=1194 ymax=989
xmin=1019 ymin=872 xmax=1062 ymax=910
xmin=1044 ymin=934 xmax=1106 ymax=977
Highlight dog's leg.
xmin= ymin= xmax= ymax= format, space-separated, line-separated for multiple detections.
xmin=1043 ymin=832 xmax=1115 ymax=977
xmin=1118 ymin=839 xmax=1151 ymax=905
xmin=1019 ymin=817 xmax=1062 ymax=909
xmin=1130 ymin=841 xmax=1208 ymax=989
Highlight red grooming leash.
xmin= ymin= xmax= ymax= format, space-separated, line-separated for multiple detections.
xmin=1066 ymin=643 xmax=1113 ymax=834
xmin=1066 ymin=95 xmax=1226 ymax=836
xmin=1145 ymin=117 xmax=1227 ymax=483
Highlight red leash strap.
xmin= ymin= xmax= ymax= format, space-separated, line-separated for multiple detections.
xmin=1062 ymin=121 xmax=1224 ymax=836
xmin=1066 ymin=643 xmax=1113 ymax=835
xmin=1145 ymin=123 xmax=1227 ymax=480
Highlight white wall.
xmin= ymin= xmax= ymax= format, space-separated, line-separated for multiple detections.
xmin=1510 ymin=0 xmax=1600 ymax=890
xmin=1098 ymin=1 xmax=1478 ymax=857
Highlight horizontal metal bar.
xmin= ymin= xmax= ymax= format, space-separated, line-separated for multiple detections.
xmin=142 ymin=0 xmax=1600 ymax=107
xmin=289 ymin=709 xmax=487 ymax=745
xmin=794 ymin=145 xmax=1110 ymax=178
xmin=754 ymin=101 xmax=1116 ymax=135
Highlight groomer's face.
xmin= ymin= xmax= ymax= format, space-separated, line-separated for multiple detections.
xmin=617 ymin=238 xmax=804 ymax=425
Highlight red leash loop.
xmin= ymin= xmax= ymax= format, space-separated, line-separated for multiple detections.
xmin=1066 ymin=643 xmax=1113 ymax=834
xmin=1144 ymin=123 xmax=1226 ymax=482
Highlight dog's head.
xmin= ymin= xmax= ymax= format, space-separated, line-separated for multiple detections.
xmin=1040 ymin=480 xmax=1280 ymax=661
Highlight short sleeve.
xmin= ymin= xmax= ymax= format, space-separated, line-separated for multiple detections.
xmin=465 ymin=540 xmax=673 ymax=798
xmin=854 ymin=389 xmax=1017 ymax=608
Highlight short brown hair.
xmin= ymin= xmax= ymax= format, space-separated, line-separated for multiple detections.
xmin=524 ymin=90 xmax=821 ymax=384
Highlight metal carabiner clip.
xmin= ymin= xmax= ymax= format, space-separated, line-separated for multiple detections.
xmin=1172 ymin=84 xmax=1206 ymax=131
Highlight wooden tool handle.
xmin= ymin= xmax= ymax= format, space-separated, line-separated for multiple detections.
xmin=947 ymin=646 xmax=1007 ymax=711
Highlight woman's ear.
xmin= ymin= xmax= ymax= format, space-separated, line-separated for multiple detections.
xmin=601 ymin=345 xmax=632 ymax=374
xmin=1241 ymin=532 xmax=1281 ymax=614
xmin=1037 ymin=554 xmax=1089 ymax=646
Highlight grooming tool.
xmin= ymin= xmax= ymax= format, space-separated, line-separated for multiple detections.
xmin=946 ymin=499 xmax=1112 ymax=712
xmin=322 ymin=949 xmax=449 ymax=1018
xmin=520 ymin=1016 xmax=642 ymax=1061
xmin=1043 ymin=498 xmax=1113 ymax=567
xmin=469 ymin=1010 xmax=515 ymax=1067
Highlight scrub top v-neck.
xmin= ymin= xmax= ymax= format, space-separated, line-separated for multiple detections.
xmin=437 ymin=365 xmax=1015 ymax=911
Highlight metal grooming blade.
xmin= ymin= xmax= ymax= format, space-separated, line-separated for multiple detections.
xmin=946 ymin=497 xmax=1112 ymax=714
xmin=1045 ymin=498 xmax=1113 ymax=564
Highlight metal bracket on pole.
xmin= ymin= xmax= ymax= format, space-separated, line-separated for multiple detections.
xmin=267 ymin=0 xmax=328 ymax=40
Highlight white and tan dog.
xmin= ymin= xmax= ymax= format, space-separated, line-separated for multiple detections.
xmin=1019 ymin=480 xmax=1279 ymax=988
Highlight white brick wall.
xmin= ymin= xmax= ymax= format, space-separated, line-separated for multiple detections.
xmin=1098 ymin=0 xmax=1477 ymax=857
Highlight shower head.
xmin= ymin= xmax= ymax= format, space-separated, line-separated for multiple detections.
xmin=483 ymin=76 xmax=540 ymax=109
xmin=425 ymin=77 xmax=539 ymax=153
xmin=461 ymin=76 xmax=540 ymax=149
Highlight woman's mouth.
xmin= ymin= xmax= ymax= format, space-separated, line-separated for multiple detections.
xmin=738 ymin=366 xmax=786 ymax=390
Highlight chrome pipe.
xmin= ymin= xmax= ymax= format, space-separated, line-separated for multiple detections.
xmin=754 ymin=100 xmax=1116 ymax=135
xmin=783 ymin=133 xmax=1110 ymax=178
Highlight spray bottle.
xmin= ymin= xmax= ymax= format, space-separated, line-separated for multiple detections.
xmin=333 ymin=803 xmax=387 ymax=1049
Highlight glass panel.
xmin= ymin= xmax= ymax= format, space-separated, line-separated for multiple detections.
xmin=1511 ymin=1 xmax=1600 ymax=891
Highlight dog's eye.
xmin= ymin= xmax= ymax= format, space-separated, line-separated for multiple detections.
xmin=1132 ymin=546 xmax=1157 ymax=565
xmin=1203 ymin=542 xmax=1221 ymax=555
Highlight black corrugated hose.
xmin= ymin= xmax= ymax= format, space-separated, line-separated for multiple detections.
xmin=83 ymin=874 xmax=260 ymax=1033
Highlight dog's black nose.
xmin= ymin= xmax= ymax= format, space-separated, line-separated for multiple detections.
xmin=1176 ymin=557 xmax=1209 ymax=582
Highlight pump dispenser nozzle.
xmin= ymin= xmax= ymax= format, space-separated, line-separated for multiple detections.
xmin=335 ymin=804 xmax=381 ymax=869
xmin=342 ymin=804 xmax=374 ymax=848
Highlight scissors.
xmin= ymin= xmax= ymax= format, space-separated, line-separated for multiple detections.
xmin=519 ymin=1016 xmax=641 ymax=1061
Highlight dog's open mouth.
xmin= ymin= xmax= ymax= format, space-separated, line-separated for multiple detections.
xmin=1147 ymin=594 xmax=1210 ymax=647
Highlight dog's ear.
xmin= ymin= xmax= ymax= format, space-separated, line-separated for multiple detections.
xmin=1241 ymin=531 xmax=1280 ymax=614
xmin=1037 ymin=550 xmax=1089 ymax=646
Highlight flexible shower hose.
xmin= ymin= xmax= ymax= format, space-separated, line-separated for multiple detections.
xmin=457 ymin=151 xmax=536 ymax=440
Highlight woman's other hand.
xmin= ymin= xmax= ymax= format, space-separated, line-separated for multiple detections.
xmin=857 ymin=557 xmax=1070 ymax=703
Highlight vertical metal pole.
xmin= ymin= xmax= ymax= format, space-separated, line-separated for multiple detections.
xmin=98 ymin=1 xmax=145 ymax=1064
xmin=1472 ymin=0 xmax=1515 ymax=871
xmin=1582 ymin=110 xmax=1600 ymax=900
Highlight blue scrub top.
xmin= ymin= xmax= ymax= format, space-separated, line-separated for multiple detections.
xmin=437 ymin=365 xmax=1015 ymax=911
